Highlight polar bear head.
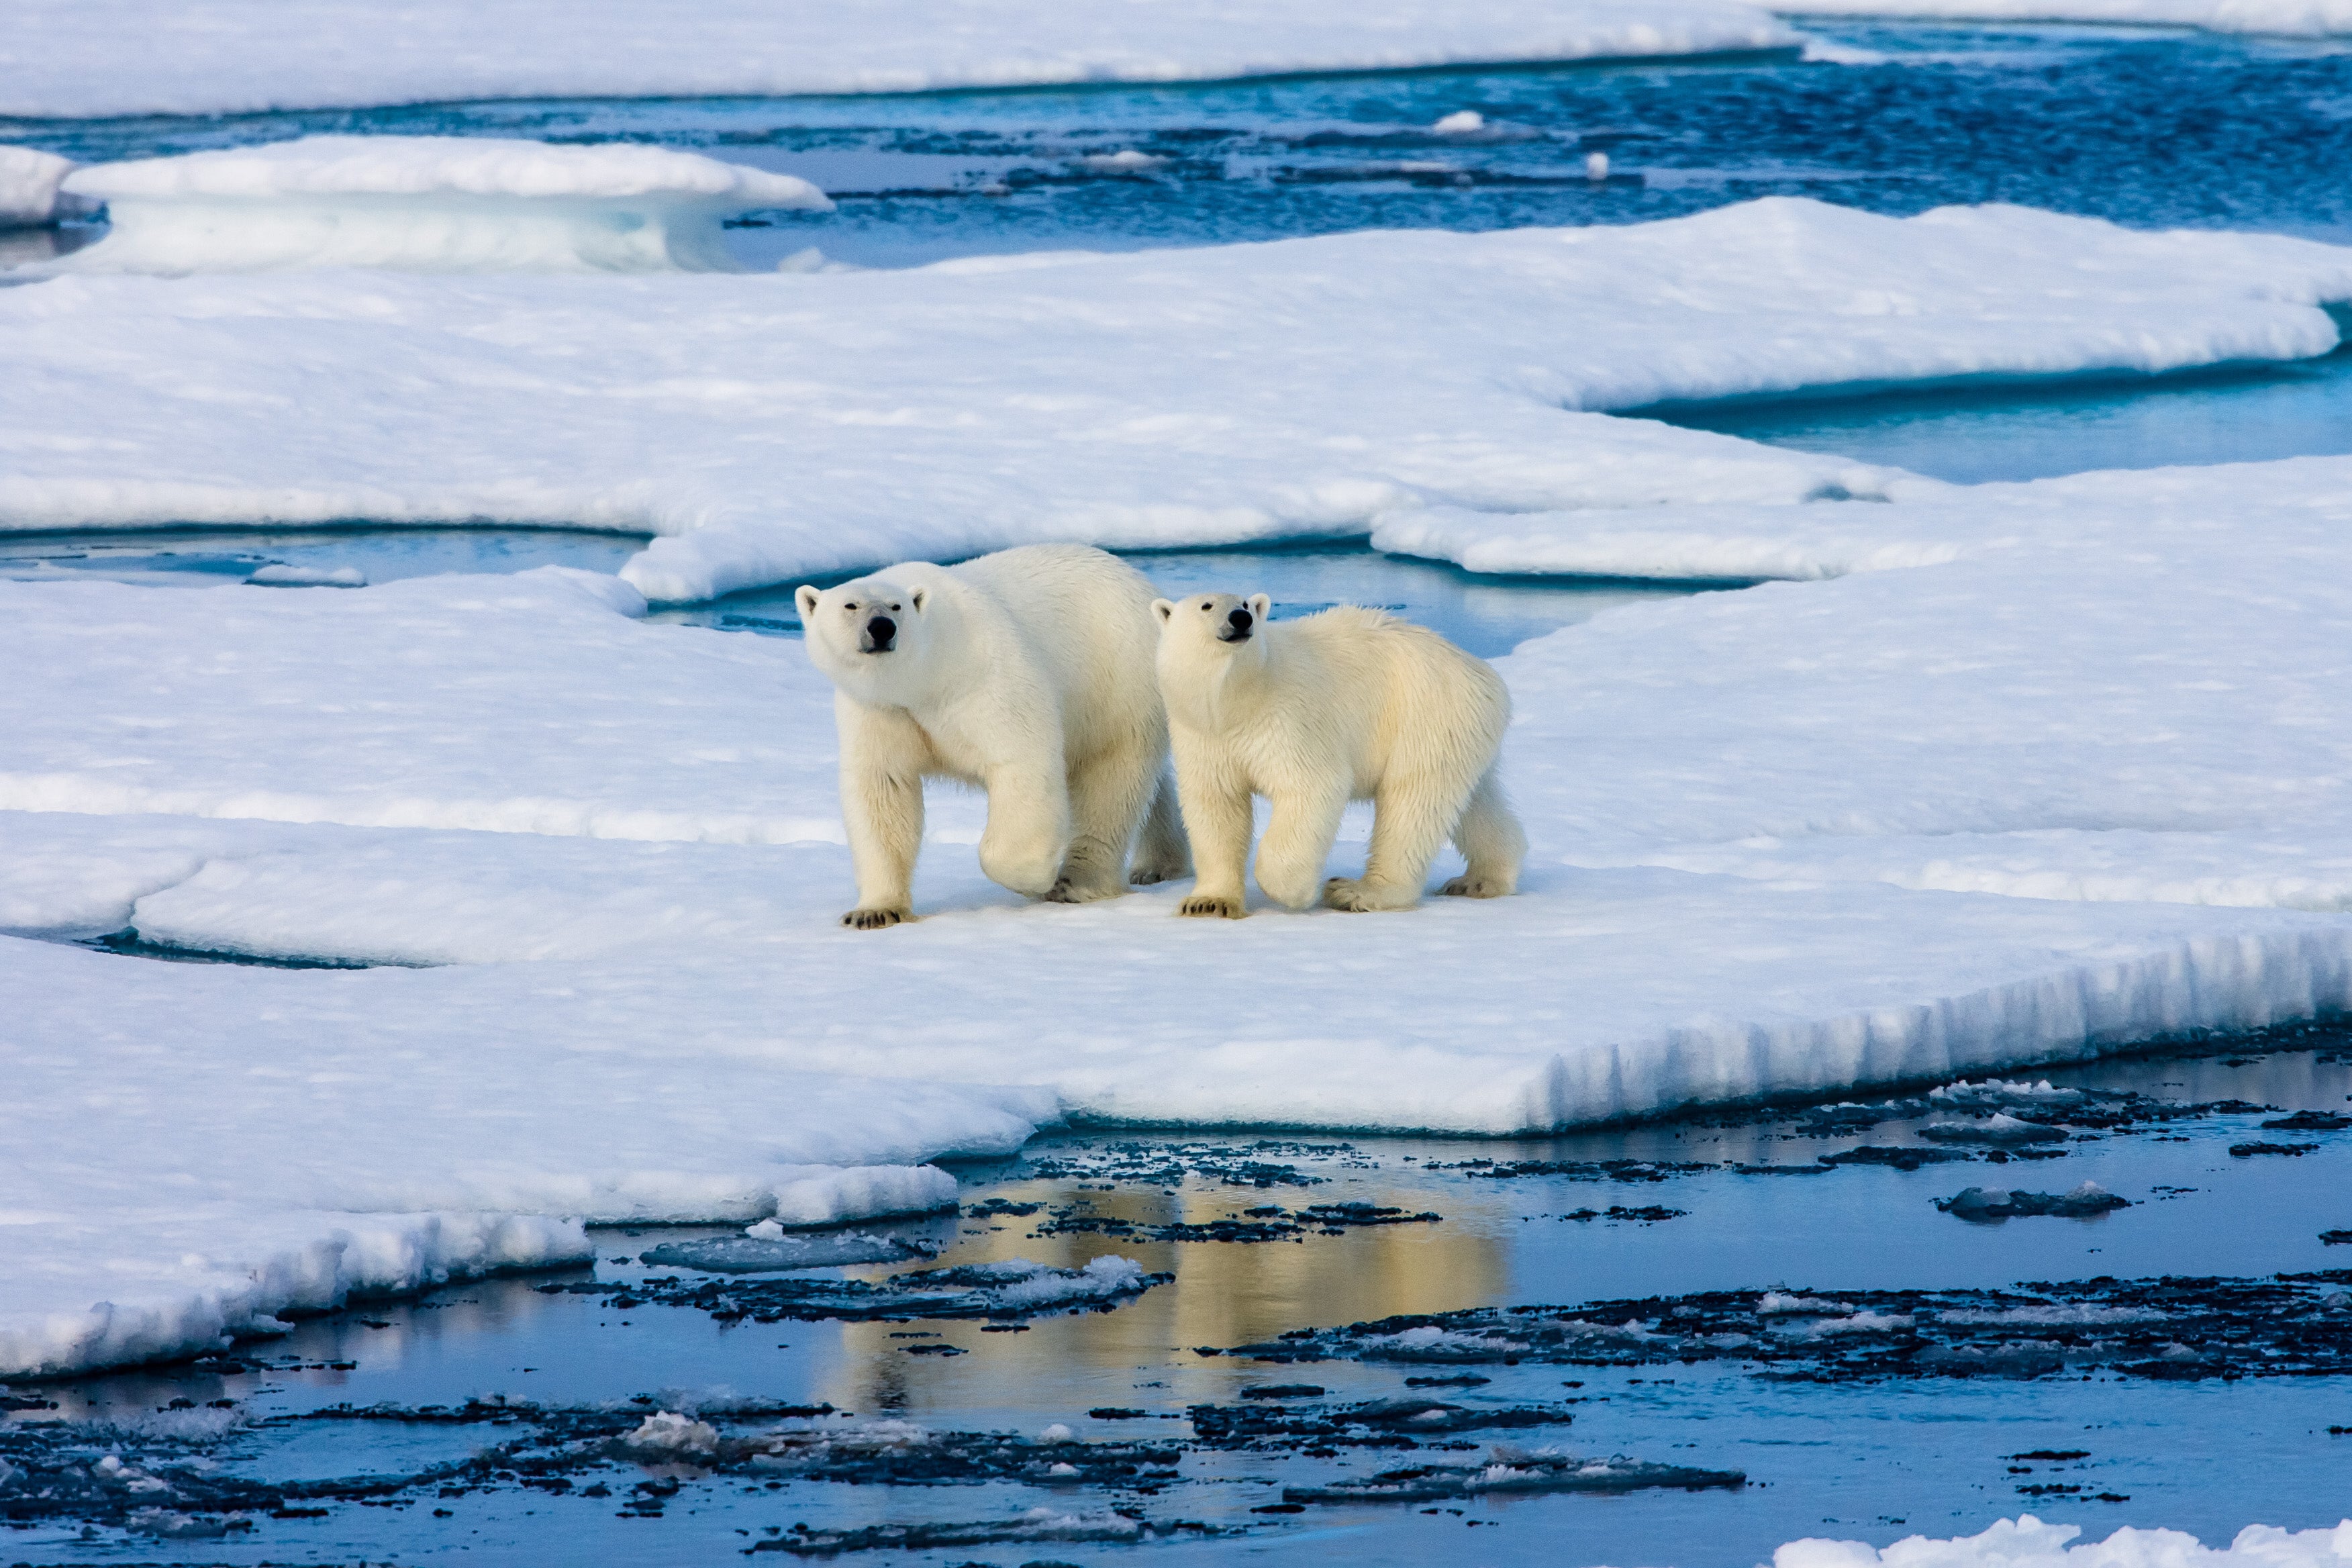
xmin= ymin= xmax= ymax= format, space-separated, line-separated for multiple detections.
xmin=1154 ymin=592 xmax=1271 ymax=646
xmin=797 ymin=569 xmax=944 ymax=704
xmin=1152 ymin=592 xmax=1273 ymax=695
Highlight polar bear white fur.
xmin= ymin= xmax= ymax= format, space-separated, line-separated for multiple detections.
xmin=799 ymin=543 xmax=1189 ymax=928
xmin=1152 ymin=592 xmax=1524 ymax=917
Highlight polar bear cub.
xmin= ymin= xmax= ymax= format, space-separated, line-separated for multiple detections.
xmin=799 ymin=544 xmax=1189 ymax=929
xmin=1152 ymin=593 xmax=1524 ymax=917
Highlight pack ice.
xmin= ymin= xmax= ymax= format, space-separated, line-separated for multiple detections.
xmin=5 ymin=199 xmax=2349 ymax=603
xmin=0 ymin=0 xmax=1800 ymax=120
xmin=5 ymin=197 xmax=2352 ymax=1377
xmin=54 ymin=137 xmax=830 ymax=275
xmin=1778 ymin=1515 xmax=2352 ymax=1568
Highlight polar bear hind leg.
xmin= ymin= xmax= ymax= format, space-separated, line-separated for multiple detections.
xmin=1047 ymin=738 xmax=1162 ymax=902
xmin=1324 ymin=767 xmax=1479 ymax=913
xmin=1440 ymin=766 xmax=1524 ymax=899
xmin=1256 ymin=781 xmax=1351 ymax=912
xmin=1128 ymin=771 xmax=1192 ymax=885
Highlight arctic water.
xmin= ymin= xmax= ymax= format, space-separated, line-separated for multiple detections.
xmin=5 ymin=1035 xmax=2347 ymax=1566
xmin=6 ymin=26 xmax=2352 ymax=1567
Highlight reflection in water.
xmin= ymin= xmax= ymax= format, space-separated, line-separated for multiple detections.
xmin=819 ymin=1178 xmax=1512 ymax=1418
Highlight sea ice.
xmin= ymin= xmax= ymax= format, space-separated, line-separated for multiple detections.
xmin=54 ymin=136 xmax=830 ymax=275
xmin=0 ymin=146 xmax=80 ymax=228
xmin=1787 ymin=0 xmax=2352 ymax=36
xmin=0 ymin=0 xmax=1802 ymax=120
xmin=1776 ymin=1515 xmax=2352 ymax=1568
xmin=5 ymin=201 xmax=2348 ymax=601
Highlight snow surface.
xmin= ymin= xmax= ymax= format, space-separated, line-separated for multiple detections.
xmin=11 ymin=443 xmax=2352 ymax=1377
xmin=6 ymin=200 xmax=2350 ymax=602
xmin=52 ymin=136 xmax=829 ymax=275
xmin=0 ymin=0 xmax=1801 ymax=121
xmin=1787 ymin=0 xmax=2352 ymax=37
xmin=1779 ymin=1516 xmax=2352 ymax=1568
xmin=0 ymin=146 xmax=77 ymax=228
xmin=10 ymin=200 xmax=2352 ymax=1376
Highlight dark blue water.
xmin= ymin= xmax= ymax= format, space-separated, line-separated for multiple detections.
xmin=9 ymin=26 xmax=2352 ymax=269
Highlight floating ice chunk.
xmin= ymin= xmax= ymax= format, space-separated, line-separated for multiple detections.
xmin=1932 ymin=1079 xmax=2089 ymax=1110
xmin=58 ymin=135 xmax=830 ymax=275
xmin=1801 ymin=38 xmax=1891 ymax=64
xmin=1038 ymin=1423 xmax=1075 ymax=1442
xmin=1586 ymin=150 xmax=1611 ymax=179
xmin=1757 ymin=1292 xmax=1852 ymax=1316
xmin=0 ymin=146 xmax=83 ymax=228
xmin=1774 ymin=1514 xmax=2352 ymax=1568
xmin=1434 ymin=110 xmax=1487 ymax=133
xmin=641 ymin=1230 xmax=938 ymax=1273
xmin=247 ymin=564 xmax=365 ymax=587
xmin=1937 ymin=1182 xmax=2130 ymax=1220
xmin=625 ymin=1410 xmax=720 ymax=1456
xmin=1077 ymin=150 xmax=1168 ymax=173
xmin=1918 ymin=1112 xmax=2069 ymax=1145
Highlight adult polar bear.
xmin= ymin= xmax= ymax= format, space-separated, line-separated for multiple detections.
xmin=798 ymin=544 xmax=1189 ymax=928
xmin=1153 ymin=591 xmax=1524 ymax=917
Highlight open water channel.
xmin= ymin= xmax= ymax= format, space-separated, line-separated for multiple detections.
xmin=6 ymin=21 xmax=2352 ymax=1567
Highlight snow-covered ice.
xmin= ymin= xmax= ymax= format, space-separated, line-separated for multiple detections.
xmin=55 ymin=136 xmax=830 ymax=275
xmin=1778 ymin=1515 xmax=2352 ymax=1568
xmin=0 ymin=0 xmax=1802 ymax=121
xmin=6 ymin=200 xmax=2351 ymax=603
xmin=7 ymin=198 xmax=2352 ymax=1375
xmin=1787 ymin=0 xmax=2352 ymax=36
xmin=0 ymin=146 xmax=80 ymax=228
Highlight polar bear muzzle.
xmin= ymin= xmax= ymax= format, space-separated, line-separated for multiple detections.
xmin=1218 ymin=605 xmax=1253 ymax=643
xmin=861 ymin=614 xmax=897 ymax=653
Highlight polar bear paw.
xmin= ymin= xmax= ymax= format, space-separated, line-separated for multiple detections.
xmin=1440 ymin=874 xmax=1510 ymax=899
xmin=1322 ymin=877 xmax=1415 ymax=913
xmin=841 ymin=906 xmax=912 ymax=930
xmin=1178 ymin=893 xmax=1246 ymax=920
xmin=1043 ymin=875 xmax=1123 ymax=904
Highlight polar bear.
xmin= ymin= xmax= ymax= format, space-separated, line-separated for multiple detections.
xmin=798 ymin=543 xmax=1189 ymax=928
xmin=1152 ymin=592 xmax=1524 ymax=917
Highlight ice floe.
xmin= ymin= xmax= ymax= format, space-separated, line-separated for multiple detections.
xmin=0 ymin=0 xmax=1802 ymax=120
xmin=0 ymin=146 xmax=81 ymax=228
xmin=1777 ymin=1516 xmax=2352 ymax=1568
xmin=5 ymin=201 xmax=2349 ymax=602
xmin=52 ymin=136 xmax=829 ymax=275
xmin=1790 ymin=0 xmax=2352 ymax=37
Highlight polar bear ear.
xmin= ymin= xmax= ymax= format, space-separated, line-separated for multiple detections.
xmin=1248 ymin=593 xmax=1271 ymax=622
xmin=1151 ymin=598 xmax=1176 ymax=624
xmin=795 ymin=584 xmax=821 ymax=618
xmin=910 ymin=587 xmax=928 ymax=614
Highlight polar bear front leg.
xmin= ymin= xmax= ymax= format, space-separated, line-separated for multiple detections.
xmin=979 ymin=760 xmax=1071 ymax=899
xmin=1255 ymin=783 xmax=1349 ymax=912
xmin=838 ymin=699 xmax=929 ymax=930
xmin=1172 ymin=740 xmax=1251 ymax=918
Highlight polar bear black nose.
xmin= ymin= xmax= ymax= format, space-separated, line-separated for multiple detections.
xmin=866 ymin=615 xmax=896 ymax=650
xmin=1228 ymin=607 xmax=1253 ymax=632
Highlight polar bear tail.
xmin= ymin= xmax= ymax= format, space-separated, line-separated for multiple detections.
xmin=1130 ymin=768 xmax=1194 ymax=885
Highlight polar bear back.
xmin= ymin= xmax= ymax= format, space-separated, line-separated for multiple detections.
xmin=1259 ymin=606 xmax=1510 ymax=796
xmin=950 ymin=543 xmax=1167 ymax=761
